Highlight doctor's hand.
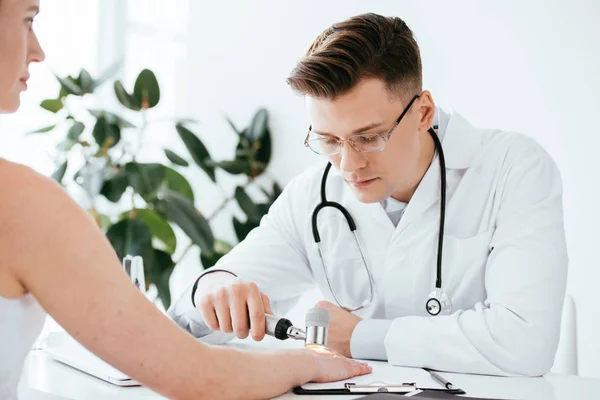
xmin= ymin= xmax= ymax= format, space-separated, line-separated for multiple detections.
xmin=194 ymin=271 xmax=274 ymax=341
xmin=315 ymin=301 xmax=362 ymax=358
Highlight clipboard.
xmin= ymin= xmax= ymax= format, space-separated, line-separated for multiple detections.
xmin=293 ymin=381 xmax=466 ymax=395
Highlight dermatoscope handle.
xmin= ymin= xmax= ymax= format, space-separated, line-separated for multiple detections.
xmin=265 ymin=314 xmax=294 ymax=340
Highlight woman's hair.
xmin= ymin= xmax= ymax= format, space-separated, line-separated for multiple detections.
xmin=287 ymin=13 xmax=422 ymax=102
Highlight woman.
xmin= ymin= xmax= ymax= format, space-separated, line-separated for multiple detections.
xmin=0 ymin=0 xmax=372 ymax=399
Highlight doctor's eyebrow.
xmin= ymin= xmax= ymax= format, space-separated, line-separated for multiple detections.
xmin=25 ymin=5 xmax=40 ymax=15
xmin=312 ymin=121 xmax=386 ymax=138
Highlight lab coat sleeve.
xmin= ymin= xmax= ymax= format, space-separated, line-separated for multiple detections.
xmin=351 ymin=319 xmax=392 ymax=360
xmin=383 ymin=140 xmax=568 ymax=376
xmin=167 ymin=173 xmax=316 ymax=340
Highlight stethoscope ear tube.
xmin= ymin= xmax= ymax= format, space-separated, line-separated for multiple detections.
xmin=428 ymin=127 xmax=446 ymax=292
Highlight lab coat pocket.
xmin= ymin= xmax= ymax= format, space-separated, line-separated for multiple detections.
xmin=441 ymin=231 xmax=493 ymax=309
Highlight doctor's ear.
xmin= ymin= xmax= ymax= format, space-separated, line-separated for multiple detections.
xmin=416 ymin=90 xmax=435 ymax=132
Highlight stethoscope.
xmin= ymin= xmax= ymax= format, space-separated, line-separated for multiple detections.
xmin=311 ymin=126 xmax=452 ymax=316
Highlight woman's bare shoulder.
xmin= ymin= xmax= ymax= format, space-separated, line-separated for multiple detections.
xmin=0 ymin=160 xmax=68 ymax=208
xmin=0 ymin=160 xmax=91 ymax=247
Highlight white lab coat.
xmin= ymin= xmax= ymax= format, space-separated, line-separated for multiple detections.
xmin=169 ymin=109 xmax=568 ymax=377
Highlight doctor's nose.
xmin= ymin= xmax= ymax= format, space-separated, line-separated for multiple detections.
xmin=338 ymin=141 xmax=367 ymax=173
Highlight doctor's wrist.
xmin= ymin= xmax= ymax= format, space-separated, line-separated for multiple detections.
xmin=191 ymin=270 xmax=238 ymax=308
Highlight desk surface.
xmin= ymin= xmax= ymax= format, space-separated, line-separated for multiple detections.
xmin=18 ymin=339 xmax=600 ymax=400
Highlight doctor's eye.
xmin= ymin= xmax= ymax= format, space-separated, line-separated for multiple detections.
xmin=360 ymin=135 xmax=378 ymax=142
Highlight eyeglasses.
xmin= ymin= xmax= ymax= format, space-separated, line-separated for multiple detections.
xmin=304 ymin=94 xmax=420 ymax=156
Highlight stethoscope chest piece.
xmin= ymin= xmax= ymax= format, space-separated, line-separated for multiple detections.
xmin=426 ymin=289 xmax=452 ymax=316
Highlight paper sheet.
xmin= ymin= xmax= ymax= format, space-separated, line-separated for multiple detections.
xmin=300 ymin=360 xmax=444 ymax=390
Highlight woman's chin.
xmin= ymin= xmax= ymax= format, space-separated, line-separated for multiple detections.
xmin=0 ymin=97 xmax=21 ymax=114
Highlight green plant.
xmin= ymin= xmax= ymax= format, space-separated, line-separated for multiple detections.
xmin=31 ymin=67 xmax=281 ymax=309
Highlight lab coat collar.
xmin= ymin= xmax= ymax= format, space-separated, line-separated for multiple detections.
xmin=439 ymin=108 xmax=482 ymax=170
xmin=394 ymin=109 xmax=483 ymax=232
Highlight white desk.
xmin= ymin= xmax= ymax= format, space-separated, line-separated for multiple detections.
xmin=18 ymin=337 xmax=600 ymax=400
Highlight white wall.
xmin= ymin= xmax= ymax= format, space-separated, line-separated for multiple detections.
xmin=178 ymin=0 xmax=600 ymax=378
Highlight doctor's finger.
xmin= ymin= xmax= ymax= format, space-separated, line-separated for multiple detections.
xmin=213 ymin=293 xmax=233 ymax=333
xmin=261 ymin=292 xmax=273 ymax=315
xmin=247 ymin=288 xmax=267 ymax=340
xmin=230 ymin=292 xmax=251 ymax=339
xmin=198 ymin=296 xmax=220 ymax=331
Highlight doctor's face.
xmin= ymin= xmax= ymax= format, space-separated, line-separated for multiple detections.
xmin=305 ymin=78 xmax=435 ymax=203
xmin=0 ymin=0 xmax=45 ymax=113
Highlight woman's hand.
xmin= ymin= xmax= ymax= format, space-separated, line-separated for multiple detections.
xmin=302 ymin=346 xmax=372 ymax=383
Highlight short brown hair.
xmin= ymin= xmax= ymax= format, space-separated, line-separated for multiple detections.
xmin=287 ymin=13 xmax=422 ymax=102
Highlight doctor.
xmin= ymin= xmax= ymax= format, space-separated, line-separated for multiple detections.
xmin=169 ymin=12 xmax=568 ymax=376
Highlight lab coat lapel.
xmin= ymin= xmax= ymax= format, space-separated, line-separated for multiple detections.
xmin=396 ymin=155 xmax=441 ymax=234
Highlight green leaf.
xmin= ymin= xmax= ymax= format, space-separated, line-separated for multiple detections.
xmin=106 ymin=218 xmax=153 ymax=260
xmin=67 ymin=121 xmax=85 ymax=141
xmin=247 ymin=108 xmax=268 ymax=142
xmin=253 ymin=127 xmax=272 ymax=168
xmin=51 ymin=160 xmax=68 ymax=184
xmin=78 ymin=68 xmax=94 ymax=94
xmin=92 ymin=116 xmax=121 ymax=148
xmin=125 ymin=163 xmax=165 ymax=201
xmin=133 ymin=209 xmax=177 ymax=254
xmin=163 ymin=167 xmax=194 ymax=203
xmin=56 ymin=75 xmax=84 ymax=96
xmin=164 ymin=149 xmax=189 ymax=167
xmin=145 ymin=249 xmax=174 ymax=309
xmin=88 ymin=109 xmax=135 ymax=128
xmin=114 ymin=80 xmax=141 ymax=111
xmin=205 ymin=159 xmax=252 ymax=175
xmin=156 ymin=190 xmax=214 ymax=253
xmin=100 ymin=171 xmax=129 ymax=202
xmin=28 ymin=124 xmax=56 ymax=134
xmin=176 ymin=124 xmax=215 ymax=182
xmin=235 ymin=186 xmax=262 ymax=223
xmin=272 ymin=182 xmax=282 ymax=199
xmin=40 ymin=99 xmax=64 ymax=113
xmin=133 ymin=69 xmax=160 ymax=109
xmin=233 ymin=216 xmax=257 ymax=242
xmin=256 ymin=203 xmax=271 ymax=218
xmin=200 ymin=239 xmax=233 ymax=270
xmin=235 ymin=136 xmax=252 ymax=161
xmin=261 ymin=181 xmax=283 ymax=203
xmin=95 ymin=213 xmax=113 ymax=231
xmin=57 ymin=138 xmax=77 ymax=151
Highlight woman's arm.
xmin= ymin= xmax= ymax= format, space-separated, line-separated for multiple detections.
xmin=0 ymin=162 xmax=370 ymax=399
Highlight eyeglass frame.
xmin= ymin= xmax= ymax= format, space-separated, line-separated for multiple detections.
xmin=303 ymin=93 xmax=421 ymax=155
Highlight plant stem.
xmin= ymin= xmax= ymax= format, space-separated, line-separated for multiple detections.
xmin=175 ymin=242 xmax=194 ymax=266
xmin=135 ymin=109 xmax=148 ymax=158
xmin=207 ymin=179 xmax=252 ymax=221
xmin=207 ymin=199 xmax=231 ymax=221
